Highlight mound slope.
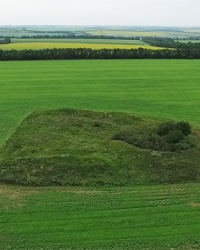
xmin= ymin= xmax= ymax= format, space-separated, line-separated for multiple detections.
xmin=0 ymin=109 xmax=200 ymax=186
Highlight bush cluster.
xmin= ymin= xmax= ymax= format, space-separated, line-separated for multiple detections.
xmin=113 ymin=121 xmax=193 ymax=152
xmin=157 ymin=121 xmax=191 ymax=137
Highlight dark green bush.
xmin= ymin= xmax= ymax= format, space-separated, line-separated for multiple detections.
xmin=113 ymin=120 xmax=193 ymax=152
xmin=177 ymin=121 xmax=191 ymax=136
xmin=158 ymin=121 xmax=191 ymax=137
xmin=113 ymin=131 xmax=151 ymax=149
xmin=157 ymin=122 xmax=176 ymax=136
xmin=165 ymin=129 xmax=184 ymax=143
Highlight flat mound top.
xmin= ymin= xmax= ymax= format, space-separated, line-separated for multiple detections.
xmin=0 ymin=109 xmax=200 ymax=186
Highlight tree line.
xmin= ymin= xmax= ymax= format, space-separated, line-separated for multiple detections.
xmin=0 ymin=47 xmax=200 ymax=61
xmin=142 ymin=37 xmax=200 ymax=50
xmin=0 ymin=34 xmax=141 ymax=40
xmin=0 ymin=38 xmax=11 ymax=44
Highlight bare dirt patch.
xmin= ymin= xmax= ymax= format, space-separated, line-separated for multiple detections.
xmin=190 ymin=202 xmax=200 ymax=207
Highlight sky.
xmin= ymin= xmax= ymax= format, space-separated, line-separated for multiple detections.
xmin=1 ymin=0 xmax=200 ymax=27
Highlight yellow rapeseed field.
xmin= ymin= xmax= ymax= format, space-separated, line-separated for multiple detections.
xmin=88 ymin=30 xmax=166 ymax=37
xmin=0 ymin=42 xmax=165 ymax=50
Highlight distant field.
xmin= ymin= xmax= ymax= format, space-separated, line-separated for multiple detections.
xmin=0 ymin=27 xmax=84 ymax=37
xmin=1 ymin=60 xmax=200 ymax=147
xmin=12 ymin=38 xmax=146 ymax=45
xmin=1 ymin=26 xmax=200 ymax=38
xmin=177 ymin=40 xmax=200 ymax=43
xmin=87 ymin=29 xmax=200 ymax=38
xmin=183 ymin=28 xmax=200 ymax=33
xmin=87 ymin=30 xmax=167 ymax=37
xmin=1 ymin=183 xmax=200 ymax=249
xmin=0 ymin=42 xmax=163 ymax=50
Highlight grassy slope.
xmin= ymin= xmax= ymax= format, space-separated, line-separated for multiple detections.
xmin=1 ymin=183 xmax=200 ymax=249
xmin=0 ymin=109 xmax=199 ymax=186
xmin=1 ymin=60 xmax=200 ymax=148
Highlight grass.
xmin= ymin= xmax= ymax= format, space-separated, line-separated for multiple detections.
xmin=1 ymin=59 xmax=200 ymax=148
xmin=0 ymin=183 xmax=200 ymax=249
xmin=0 ymin=109 xmax=199 ymax=186
xmin=1 ymin=59 xmax=200 ymax=248
xmin=0 ymin=42 xmax=164 ymax=50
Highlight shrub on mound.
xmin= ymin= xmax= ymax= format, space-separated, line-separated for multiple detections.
xmin=176 ymin=121 xmax=191 ymax=136
xmin=157 ymin=122 xmax=177 ymax=136
xmin=114 ymin=121 xmax=193 ymax=152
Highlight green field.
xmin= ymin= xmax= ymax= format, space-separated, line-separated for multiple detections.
xmin=0 ymin=60 xmax=197 ymax=143
xmin=86 ymin=28 xmax=200 ymax=38
xmin=11 ymin=38 xmax=146 ymax=45
xmin=85 ymin=29 xmax=200 ymax=38
xmin=1 ymin=183 xmax=200 ymax=249
xmin=1 ymin=59 xmax=200 ymax=147
xmin=1 ymin=59 xmax=200 ymax=249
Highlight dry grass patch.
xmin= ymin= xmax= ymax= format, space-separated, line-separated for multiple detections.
xmin=0 ymin=184 xmax=39 ymax=210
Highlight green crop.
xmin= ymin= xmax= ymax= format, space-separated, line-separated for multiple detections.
xmin=0 ymin=183 xmax=200 ymax=249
